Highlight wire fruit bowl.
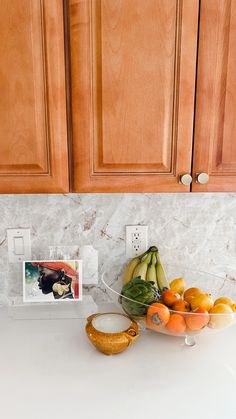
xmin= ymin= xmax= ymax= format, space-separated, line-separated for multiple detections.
xmin=102 ymin=265 xmax=236 ymax=347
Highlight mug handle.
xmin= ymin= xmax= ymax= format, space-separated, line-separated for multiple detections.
xmin=125 ymin=327 xmax=139 ymax=344
xmin=86 ymin=313 xmax=98 ymax=323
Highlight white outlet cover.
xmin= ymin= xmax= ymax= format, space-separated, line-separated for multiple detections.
xmin=126 ymin=225 xmax=148 ymax=258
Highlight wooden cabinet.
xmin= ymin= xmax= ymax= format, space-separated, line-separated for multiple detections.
xmin=68 ymin=0 xmax=199 ymax=192
xmin=192 ymin=0 xmax=236 ymax=192
xmin=1 ymin=0 xmax=236 ymax=193
xmin=0 ymin=0 xmax=69 ymax=193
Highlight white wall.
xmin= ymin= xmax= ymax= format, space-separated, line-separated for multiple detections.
xmin=0 ymin=193 xmax=236 ymax=303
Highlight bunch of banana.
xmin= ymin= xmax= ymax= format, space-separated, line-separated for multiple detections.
xmin=123 ymin=246 xmax=169 ymax=292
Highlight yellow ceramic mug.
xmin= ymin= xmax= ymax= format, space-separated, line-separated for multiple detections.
xmin=85 ymin=312 xmax=139 ymax=355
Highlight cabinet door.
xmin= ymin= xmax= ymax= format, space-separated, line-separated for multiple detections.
xmin=0 ymin=0 xmax=69 ymax=193
xmin=69 ymin=0 xmax=199 ymax=192
xmin=192 ymin=0 xmax=236 ymax=192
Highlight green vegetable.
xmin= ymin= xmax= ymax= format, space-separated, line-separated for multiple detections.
xmin=119 ymin=277 xmax=160 ymax=317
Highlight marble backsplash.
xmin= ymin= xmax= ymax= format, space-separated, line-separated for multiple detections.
xmin=0 ymin=193 xmax=236 ymax=304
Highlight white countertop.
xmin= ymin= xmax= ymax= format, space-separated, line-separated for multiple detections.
xmin=1 ymin=307 xmax=236 ymax=419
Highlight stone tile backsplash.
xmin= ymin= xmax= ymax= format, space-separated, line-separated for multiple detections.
xmin=0 ymin=193 xmax=236 ymax=304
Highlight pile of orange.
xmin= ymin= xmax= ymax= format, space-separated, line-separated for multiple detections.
xmin=145 ymin=278 xmax=236 ymax=335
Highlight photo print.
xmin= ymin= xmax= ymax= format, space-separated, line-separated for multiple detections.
xmin=23 ymin=260 xmax=82 ymax=302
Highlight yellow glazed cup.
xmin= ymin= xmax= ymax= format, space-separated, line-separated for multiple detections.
xmin=85 ymin=312 xmax=139 ymax=355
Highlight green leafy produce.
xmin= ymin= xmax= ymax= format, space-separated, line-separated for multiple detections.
xmin=119 ymin=277 xmax=160 ymax=317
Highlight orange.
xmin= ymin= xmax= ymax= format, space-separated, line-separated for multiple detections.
xmin=214 ymin=297 xmax=235 ymax=310
xmin=146 ymin=303 xmax=170 ymax=331
xmin=165 ymin=313 xmax=186 ymax=334
xmin=170 ymin=278 xmax=186 ymax=295
xmin=162 ymin=289 xmax=180 ymax=307
xmin=208 ymin=304 xmax=233 ymax=329
xmin=184 ymin=295 xmax=195 ymax=304
xmin=185 ymin=308 xmax=209 ymax=331
xmin=232 ymin=304 xmax=236 ymax=312
xmin=172 ymin=300 xmax=190 ymax=312
xmin=184 ymin=287 xmax=202 ymax=304
xmin=190 ymin=293 xmax=214 ymax=312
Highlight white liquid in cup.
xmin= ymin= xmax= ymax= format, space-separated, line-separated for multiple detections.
xmin=92 ymin=313 xmax=131 ymax=333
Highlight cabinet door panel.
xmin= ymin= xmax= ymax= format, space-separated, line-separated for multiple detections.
xmin=69 ymin=0 xmax=199 ymax=192
xmin=93 ymin=0 xmax=175 ymax=173
xmin=192 ymin=0 xmax=236 ymax=191
xmin=0 ymin=0 xmax=69 ymax=193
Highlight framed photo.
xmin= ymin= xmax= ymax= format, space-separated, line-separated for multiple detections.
xmin=23 ymin=260 xmax=82 ymax=303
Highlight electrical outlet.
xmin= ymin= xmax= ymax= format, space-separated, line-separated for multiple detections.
xmin=126 ymin=225 xmax=148 ymax=258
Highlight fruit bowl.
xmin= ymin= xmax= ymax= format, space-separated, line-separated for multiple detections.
xmin=101 ymin=266 xmax=236 ymax=346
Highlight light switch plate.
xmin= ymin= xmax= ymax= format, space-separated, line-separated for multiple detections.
xmin=126 ymin=225 xmax=148 ymax=258
xmin=7 ymin=228 xmax=31 ymax=263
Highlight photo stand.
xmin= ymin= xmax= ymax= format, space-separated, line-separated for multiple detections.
xmin=7 ymin=245 xmax=99 ymax=320
xmin=7 ymin=295 xmax=98 ymax=320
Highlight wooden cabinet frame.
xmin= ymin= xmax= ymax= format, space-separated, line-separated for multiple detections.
xmin=2 ymin=0 xmax=236 ymax=194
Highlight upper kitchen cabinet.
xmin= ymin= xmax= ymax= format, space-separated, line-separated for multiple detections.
xmin=69 ymin=0 xmax=199 ymax=192
xmin=192 ymin=0 xmax=236 ymax=192
xmin=0 ymin=0 xmax=69 ymax=193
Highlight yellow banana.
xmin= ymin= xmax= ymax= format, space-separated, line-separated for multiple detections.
xmin=123 ymin=257 xmax=140 ymax=285
xmin=132 ymin=253 xmax=151 ymax=280
xmin=146 ymin=253 xmax=158 ymax=287
xmin=156 ymin=251 xmax=169 ymax=292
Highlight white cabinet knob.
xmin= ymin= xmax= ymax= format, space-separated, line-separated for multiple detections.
xmin=196 ymin=172 xmax=209 ymax=184
xmin=179 ymin=174 xmax=192 ymax=185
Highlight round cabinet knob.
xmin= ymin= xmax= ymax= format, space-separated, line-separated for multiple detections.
xmin=196 ymin=172 xmax=209 ymax=184
xmin=179 ymin=174 xmax=192 ymax=185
